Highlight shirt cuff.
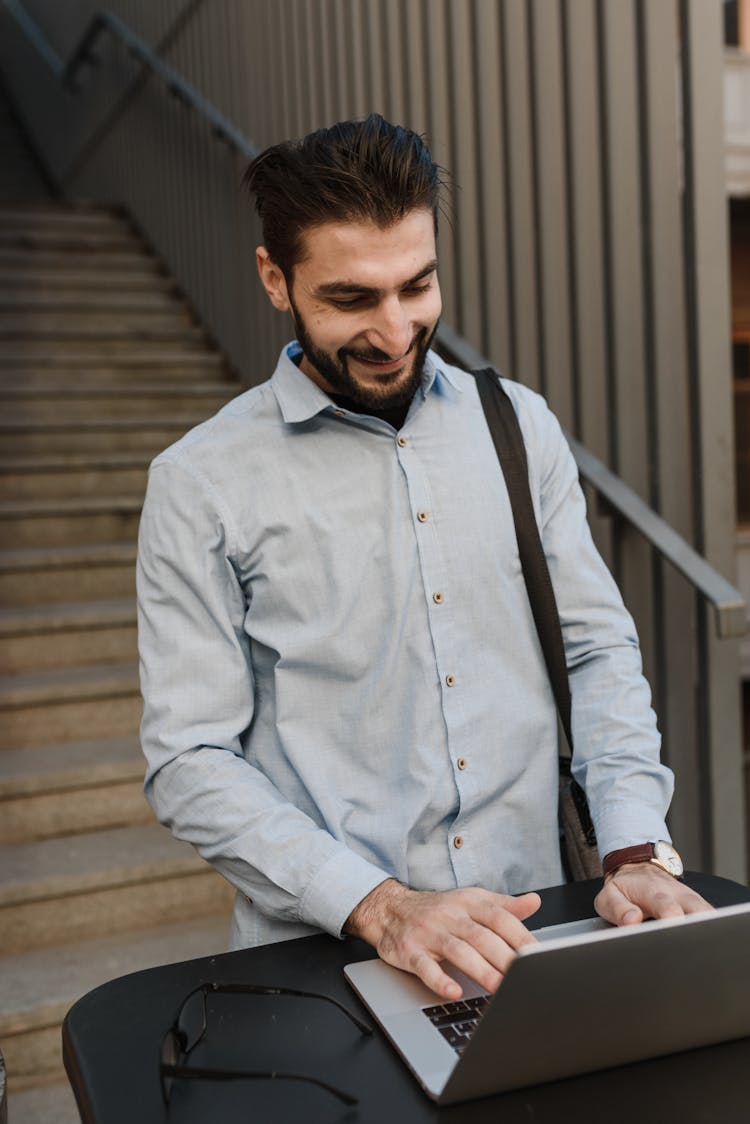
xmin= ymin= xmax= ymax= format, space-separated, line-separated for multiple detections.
xmin=299 ymin=849 xmax=393 ymax=938
xmin=594 ymin=810 xmax=672 ymax=861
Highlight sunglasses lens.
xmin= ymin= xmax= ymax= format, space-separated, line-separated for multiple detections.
xmin=177 ymin=989 xmax=206 ymax=1055
xmin=162 ymin=1030 xmax=180 ymax=1068
xmin=160 ymin=1030 xmax=179 ymax=1103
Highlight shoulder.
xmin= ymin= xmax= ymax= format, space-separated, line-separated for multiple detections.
xmin=439 ymin=360 xmax=563 ymax=455
xmin=150 ymin=378 xmax=278 ymax=480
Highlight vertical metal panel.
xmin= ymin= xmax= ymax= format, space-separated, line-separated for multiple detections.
xmin=635 ymin=0 xmax=700 ymax=862
xmin=362 ymin=0 xmax=386 ymax=117
xmin=421 ymin=0 xmax=458 ymax=331
xmin=402 ymin=1 xmax=428 ymax=134
xmin=598 ymin=0 xmax=656 ymax=687
xmin=501 ymin=0 xmax=541 ymax=392
xmin=447 ymin=1 xmax=482 ymax=346
xmin=341 ymin=0 xmax=369 ymax=119
xmin=681 ymin=0 xmax=746 ymax=880
xmin=471 ymin=0 xmax=511 ymax=372
xmin=560 ymin=0 xmax=612 ymax=567
xmin=382 ymin=0 xmax=407 ymax=125
xmin=528 ymin=0 xmax=573 ymax=423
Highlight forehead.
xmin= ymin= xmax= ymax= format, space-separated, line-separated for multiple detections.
xmin=293 ymin=209 xmax=437 ymax=292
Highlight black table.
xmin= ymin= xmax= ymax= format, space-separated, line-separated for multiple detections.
xmin=63 ymin=873 xmax=750 ymax=1123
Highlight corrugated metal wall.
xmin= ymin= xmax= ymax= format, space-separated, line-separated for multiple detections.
xmin=0 ymin=0 xmax=743 ymax=877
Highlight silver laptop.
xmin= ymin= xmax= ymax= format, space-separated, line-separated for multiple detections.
xmin=344 ymin=902 xmax=750 ymax=1104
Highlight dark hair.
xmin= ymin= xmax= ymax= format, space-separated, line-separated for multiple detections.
xmin=244 ymin=114 xmax=444 ymax=278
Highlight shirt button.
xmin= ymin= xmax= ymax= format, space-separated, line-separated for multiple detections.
xmin=457 ymin=757 xmax=467 ymax=770
xmin=417 ymin=511 xmax=429 ymax=523
xmin=334 ymin=409 xmax=346 ymax=417
xmin=453 ymin=835 xmax=464 ymax=849
xmin=445 ymin=674 xmax=456 ymax=687
xmin=397 ymin=436 xmax=407 ymax=447
xmin=433 ymin=591 xmax=444 ymax=604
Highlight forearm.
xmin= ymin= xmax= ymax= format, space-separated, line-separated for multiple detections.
xmin=567 ymin=642 xmax=674 ymax=855
xmin=146 ymin=745 xmax=391 ymax=935
xmin=534 ymin=409 xmax=673 ymax=853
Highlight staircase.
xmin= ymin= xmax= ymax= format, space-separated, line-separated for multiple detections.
xmin=0 ymin=92 xmax=237 ymax=1123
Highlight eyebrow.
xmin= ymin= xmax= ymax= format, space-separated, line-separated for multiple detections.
xmin=314 ymin=259 xmax=438 ymax=299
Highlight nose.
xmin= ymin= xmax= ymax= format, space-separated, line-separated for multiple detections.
xmin=366 ymin=296 xmax=413 ymax=358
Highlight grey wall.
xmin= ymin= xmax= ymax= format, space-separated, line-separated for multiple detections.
xmin=0 ymin=0 xmax=744 ymax=878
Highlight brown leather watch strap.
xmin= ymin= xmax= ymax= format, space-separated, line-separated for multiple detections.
xmin=601 ymin=843 xmax=655 ymax=878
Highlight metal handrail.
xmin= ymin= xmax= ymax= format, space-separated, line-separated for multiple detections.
xmin=4 ymin=1 xmax=746 ymax=641
xmin=3 ymin=2 xmax=257 ymax=159
xmin=61 ymin=9 xmax=258 ymax=160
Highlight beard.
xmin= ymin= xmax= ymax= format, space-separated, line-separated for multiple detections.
xmin=289 ymin=295 xmax=438 ymax=412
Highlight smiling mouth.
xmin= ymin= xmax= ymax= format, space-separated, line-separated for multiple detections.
xmin=346 ymin=345 xmax=414 ymax=374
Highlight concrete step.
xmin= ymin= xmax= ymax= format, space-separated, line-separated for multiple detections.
xmin=0 ymin=916 xmax=230 ymax=1090
xmin=0 ymin=416 xmax=201 ymax=453
xmin=0 ymin=312 xmax=203 ymax=341
xmin=0 ymin=204 xmax=129 ymax=230
xmin=0 ymin=248 xmax=161 ymax=273
xmin=7 ymin=1078 xmax=81 ymax=1123
xmin=0 ymin=348 xmax=226 ymax=373
xmin=0 ymin=663 xmax=141 ymax=749
xmin=0 ymin=496 xmax=142 ymax=547
xmin=0 ymin=452 xmax=150 ymax=498
xmin=0 ymin=287 xmax=181 ymax=312
xmin=0 ymin=822 xmax=234 ymax=953
xmin=0 ymin=543 xmax=137 ymax=607
xmin=0 ymin=266 xmax=171 ymax=291
xmin=0 ymin=229 xmax=140 ymax=253
xmin=0 ymin=362 xmax=233 ymax=388
xmin=0 ymin=383 xmax=236 ymax=421
xmin=0 ymin=336 xmax=210 ymax=358
xmin=0 ymin=735 xmax=147 ymax=843
xmin=0 ymin=597 xmax=137 ymax=673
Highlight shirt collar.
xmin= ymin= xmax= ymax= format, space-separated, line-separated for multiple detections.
xmin=271 ymin=341 xmax=464 ymax=425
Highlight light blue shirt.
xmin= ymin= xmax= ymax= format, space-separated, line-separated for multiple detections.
xmin=137 ymin=344 xmax=673 ymax=949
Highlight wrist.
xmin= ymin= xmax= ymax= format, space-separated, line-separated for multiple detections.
xmin=344 ymin=878 xmax=408 ymax=944
xmin=602 ymin=840 xmax=683 ymax=880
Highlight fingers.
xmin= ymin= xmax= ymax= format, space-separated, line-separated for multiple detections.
xmin=409 ymin=951 xmax=464 ymax=1001
xmin=373 ymin=886 xmax=540 ymax=1000
xmin=503 ymin=891 xmax=542 ymax=923
xmin=594 ymin=879 xmax=645 ymax=926
xmin=595 ymin=864 xmax=715 ymax=928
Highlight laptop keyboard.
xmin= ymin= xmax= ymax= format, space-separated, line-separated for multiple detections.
xmin=422 ymin=995 xmax=490 ymax=1053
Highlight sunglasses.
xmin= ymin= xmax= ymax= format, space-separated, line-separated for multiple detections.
xmin=159 ymin=981 xmax=373 ymax=1110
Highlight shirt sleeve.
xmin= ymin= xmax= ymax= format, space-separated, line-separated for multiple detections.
xmin=511 ymin=386 xmax=674 ymax=857
xmin=136 ymin=457 xmax=390 ymax=937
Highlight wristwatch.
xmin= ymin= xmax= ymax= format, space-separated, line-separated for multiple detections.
xmin=602 ymin=840 xmax=684 ymax=880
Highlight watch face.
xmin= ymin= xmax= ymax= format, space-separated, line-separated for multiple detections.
xmin=654 ymin=840 xmax=683 ymax=877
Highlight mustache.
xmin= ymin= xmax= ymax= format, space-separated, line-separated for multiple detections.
xmin=340 ymin=328 xmax=428 ymax=365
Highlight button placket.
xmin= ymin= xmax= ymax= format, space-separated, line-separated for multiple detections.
xmin=397 ymin=424 xmax=474 ymax=845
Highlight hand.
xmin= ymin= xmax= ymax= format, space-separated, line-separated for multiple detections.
xmin=594 ymin=863 xmax=713 ymax=926
xmin=345 ymin=879 xmax=541 ymax=1000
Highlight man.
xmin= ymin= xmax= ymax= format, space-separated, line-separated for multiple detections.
xmin=137 ymin=114 xmax=710 ymax=1003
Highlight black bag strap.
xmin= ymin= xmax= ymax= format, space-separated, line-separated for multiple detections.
xmin=472 ymin=366 xmax=597 ymax=847
xmin=472 ymin=367 xmax=572 ymax=748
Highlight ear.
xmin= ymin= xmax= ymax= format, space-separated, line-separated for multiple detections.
xmin=256 ymin=247 xmax=291 ymax=311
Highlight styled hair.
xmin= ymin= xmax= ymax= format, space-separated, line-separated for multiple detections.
xmin=244 ymin=114 xmax=444 ymax=278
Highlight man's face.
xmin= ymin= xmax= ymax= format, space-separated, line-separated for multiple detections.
xmin=257 ymin=209 xmax=442 ymax=411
